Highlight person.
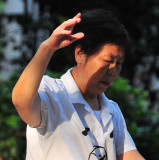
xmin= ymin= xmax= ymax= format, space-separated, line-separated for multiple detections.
xmin=12 ymin=9 xmax=145 ymax=160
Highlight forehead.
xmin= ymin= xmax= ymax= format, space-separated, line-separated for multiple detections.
xmin=96 ymin=43 xmax=125 ymax=59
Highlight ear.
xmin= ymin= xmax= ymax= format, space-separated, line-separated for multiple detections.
xmin=75 ymin=47 xmax=87 ymax=64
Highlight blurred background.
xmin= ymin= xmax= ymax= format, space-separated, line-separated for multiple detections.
xmin=0 ymin=0 xmax=159 ymax=159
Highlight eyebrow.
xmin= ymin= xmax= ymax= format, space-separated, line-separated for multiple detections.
xmin=109 ymin=55 xmax=125 ymax=61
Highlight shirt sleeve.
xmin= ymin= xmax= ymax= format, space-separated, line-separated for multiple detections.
xmin=111 ymin=101 xmax=137 ymax=156
xmin=37 ymin=89 xmax=49 ymax=131
xmin=35 ymin=76 xmax=60 ymax=138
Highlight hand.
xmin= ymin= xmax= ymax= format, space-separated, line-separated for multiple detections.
xmin=46 ymin=13 xmax=84 ymax=51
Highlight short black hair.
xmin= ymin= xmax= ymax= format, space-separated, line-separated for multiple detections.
xmin=72 ymin=9 xmax=130 ymax=56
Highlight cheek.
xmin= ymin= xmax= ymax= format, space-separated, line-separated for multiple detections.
xmin=117 ymin=66 xmax=122 ymax=74
xmin=98 ymin=65 xmax=109 ymax=76
xmin=87 ymin=69 xmax=104 ymax=84
xmin=85 ymin=61 xmax=109 ymax=82
xmin=112 ymin=67 xmax=122 ymax=80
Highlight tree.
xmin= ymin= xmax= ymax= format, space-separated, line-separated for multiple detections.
xmin=0 ymin=72 xmax=26 ymax=160
xmin=106 ymin=77 xmax=159 ymax=159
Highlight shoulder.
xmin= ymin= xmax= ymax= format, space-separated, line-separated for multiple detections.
xmin=41 ymin=75 xmax=61 ymax=86
xmin=40 ymin=75 xmax=64 ymax=92
xmin=105 ymin=96 xmax=123 ymax=116
xmin=40 ymin=68 xmax=73 ymax=92
xmin=38 ymin=75 xmax=67 ymax=105
xmin=104 ymin=96 xmax=126 ymax=127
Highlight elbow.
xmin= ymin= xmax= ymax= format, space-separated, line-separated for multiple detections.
xmin=12 ymin=88 xmax=21 ymax=109
xmin=12 ymin=87 xmax=28 ymax=110
xmin=12 ymin=87 xmax=34 ymax=111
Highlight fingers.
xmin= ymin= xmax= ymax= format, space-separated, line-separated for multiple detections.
xmin=51 ymin=13 xmax=83 ymax=44
xmin=60 ymin=29 xmax=72 ymax=35
xmin=73 ymin=13 xmax=81 ymax=19
xmin=61 ymin=13 xmax=84 ymax=42
xmin=73 ymin=13 xmax=82 ymax=23
xmin=63 ymin=18 xmax=81 ymax=29
xmin=61 ymin=13 xmax=81 ymax=30
xmin=70 ymin=32 xmax=85 ymax=42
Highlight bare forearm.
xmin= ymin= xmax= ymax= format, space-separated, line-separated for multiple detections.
xmin=117 ymin=150 xmax=145 ymax=160
xmin=12 ymin=40 xmax=55 ymax=109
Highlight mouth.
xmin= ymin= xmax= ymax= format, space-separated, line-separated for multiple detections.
xmin=100 ymin=80 xmax=111 ymax=87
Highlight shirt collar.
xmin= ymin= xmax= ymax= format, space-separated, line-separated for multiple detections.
xmin=98 ymin=93 xmax=115 ymax=126
xmin=98 ymin=93 xmax=114 ymax=116
xmin=61 ymin=68 xmax=84 ymax=103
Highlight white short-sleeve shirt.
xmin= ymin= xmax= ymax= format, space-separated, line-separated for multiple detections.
xmin=26 ymin=68 xmax=136 ymax=160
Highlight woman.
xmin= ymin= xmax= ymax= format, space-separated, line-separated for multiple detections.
xmin=12 ymin=9 xmax=145 ymax=160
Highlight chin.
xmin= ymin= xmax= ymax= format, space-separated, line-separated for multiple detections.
xmin=88 ymin=86 xmax=108 ymax=96
xmin=96 ymin=88 xmax=107 ymax=95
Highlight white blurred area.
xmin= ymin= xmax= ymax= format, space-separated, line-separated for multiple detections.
xmin=0 ymin=0 xmax=39 ymax=79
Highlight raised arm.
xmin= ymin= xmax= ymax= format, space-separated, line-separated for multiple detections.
xmin=12 ymin=13 xmax=84 ymax=127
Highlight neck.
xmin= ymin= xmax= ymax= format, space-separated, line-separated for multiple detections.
xmin=84 ymin=94 xmax=101 ymax=111
xmin=72 ymin=67 xmax=101 ymax=111
xmin=72 ymin=66 xmax=86 ymax=95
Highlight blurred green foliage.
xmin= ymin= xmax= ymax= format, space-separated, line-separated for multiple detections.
xmin=0 ymin=72 xmax=26 ymax=160
xmin=106 ymin=77 xmax=159 ymax=159
xmin=0 ymin=0 xmax=4 ymax=12
xmin=0 ymin=71 xmax=159 ymax=159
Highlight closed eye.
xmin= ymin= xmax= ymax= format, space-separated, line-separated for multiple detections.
xmin=117 ymin=62 xmax=123 ymax=65
xmin=106 ymin=60 xmax=113 ymax=63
